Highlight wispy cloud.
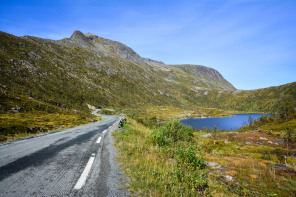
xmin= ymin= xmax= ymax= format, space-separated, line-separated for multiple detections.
xmin=0 ymin=0 xmax=295 ymax=89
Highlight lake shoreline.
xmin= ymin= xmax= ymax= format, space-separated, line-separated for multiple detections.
xmin=180 ymin=114 xmax=270 ymax=130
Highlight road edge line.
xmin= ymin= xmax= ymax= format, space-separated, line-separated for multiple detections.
xmin=74 ymin=153 xmax=96 ymax=190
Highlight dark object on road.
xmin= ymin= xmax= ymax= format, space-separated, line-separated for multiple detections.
xmin=119 ymin=118 xmax=126 ymax=128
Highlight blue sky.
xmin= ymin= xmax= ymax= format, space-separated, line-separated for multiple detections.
xmin=0 ymin=0 xmax=295 ymax=90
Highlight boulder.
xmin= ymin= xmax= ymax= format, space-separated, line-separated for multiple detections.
xmin=11 ymin=105 xmax=20 ymax=113
xmin=224 ymin=175 xmax=233 ymax=182
xmin=203 ymin=161 xmax=222 ymax=169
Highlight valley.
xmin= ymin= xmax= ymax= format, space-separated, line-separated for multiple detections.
xmin=0 ymin=30 xmax=295 ymax=196
xmin=0 ymin=30 xmax=295 ymax=142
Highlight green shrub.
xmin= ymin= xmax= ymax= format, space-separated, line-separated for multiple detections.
xmin=137 ymin=116 xmax=158 ymax=128
xmin=176 ymin=146 xmax=205 ymax=170
xmin=173 ymin=146 xmax=207 ymax=191
xmin=183 ymin=170 xmax=207 ymax=191
xmin=151 ymin=119 xmax=193 ymax=146
xmin=172 ymin=167 xmax=207 ymax=191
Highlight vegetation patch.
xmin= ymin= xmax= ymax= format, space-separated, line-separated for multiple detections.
xmin=0 ymin=112 xmax=99 ymax=143
xmin=235 ymin=132 xmax=284 ymax=146
xmin=114 ymin=117 xmax=296 ymax=196
xmin=194 ymin=127 xmax=296 ymax=196
xmin=124 ymin=106 xmax=234 ymax=127
xmin=240 ymin=110 xmax=296 ymax=137
xmin=113 ymin=118 xmax=208 ymax=196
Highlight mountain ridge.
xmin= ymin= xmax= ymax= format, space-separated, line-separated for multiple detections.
xmin=0 ymin=30 xmax=295 ymax=115
xmin=68 ymin=30 xmax=236 ymax=90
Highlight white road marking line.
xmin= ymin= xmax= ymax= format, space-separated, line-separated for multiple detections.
xmin=74 ymin=153 xmax=96 ymax=190
xmin=103 ymin=130 xmax=107 ymax=134
xmin=96 ymin=137 xmax=102 ymax=144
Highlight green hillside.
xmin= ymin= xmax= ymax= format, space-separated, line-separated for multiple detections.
xmin=0 ymin=30 xmax=295 ymax=141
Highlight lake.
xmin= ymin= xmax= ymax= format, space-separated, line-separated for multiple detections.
xmin=180 ymin=114 xmax=269 ymax=130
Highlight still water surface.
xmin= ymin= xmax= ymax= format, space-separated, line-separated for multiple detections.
xmin=180 ymin=114 xmax=269 ymax=130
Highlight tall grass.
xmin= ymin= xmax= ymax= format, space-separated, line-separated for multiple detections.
xmin=113 ymin=118 xmax=208 ymax=196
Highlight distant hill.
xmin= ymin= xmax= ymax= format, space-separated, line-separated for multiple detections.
xmin=0 ymin=30 xmax=295 ymax=115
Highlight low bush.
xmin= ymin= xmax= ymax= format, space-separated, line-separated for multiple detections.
xmin=135 ymin=116 xmax=158 ymax=128
xmin=151 ymin=119 xmax=193 ymax=146
xmin=176 ymin=146 xmax=204 ymax=171
xmin=173 ymin=146 xmax=207 ymax=191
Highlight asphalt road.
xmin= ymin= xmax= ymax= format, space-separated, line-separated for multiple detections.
xmin=0 ymin=111 xmax=129 ymax=197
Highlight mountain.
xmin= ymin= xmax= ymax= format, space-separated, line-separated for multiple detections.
xmin=0 ymin=30 xmax=295 ymax=115
xmin=0 ymin=30 xmax=235 ymax=113
xmin=0 ymin=30 xmax=295 ymax=141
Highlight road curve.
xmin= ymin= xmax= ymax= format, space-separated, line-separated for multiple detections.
xmin=0 ymin=111 xmax=129 ymax=197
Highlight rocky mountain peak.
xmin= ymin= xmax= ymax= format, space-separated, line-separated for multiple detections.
xmin=70 ymin=30 xmax=86 ymax=41
xmin=84 ymin=33 xmax=99 ymax=40
xmin=172 ymin=64 xmax=236 ymax=90
xmin=70 ymin=30 xmax=90 ymax=47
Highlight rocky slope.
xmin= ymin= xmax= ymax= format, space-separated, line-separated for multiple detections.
xmin=0 ymin=30 xmax=295 ymax=115
xmin=0 ymin=30 xmax=233 ymax=112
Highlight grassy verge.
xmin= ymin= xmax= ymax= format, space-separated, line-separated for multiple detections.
xmin=0 ymin=91 xmax=103 ymax=143
xmin=113 ymin=118 xmax=207 ymax=196
xmin=0 ymin=111 xmax=101 ymax=143
xmin=113 ymin=117 xmax=296 ymax=196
